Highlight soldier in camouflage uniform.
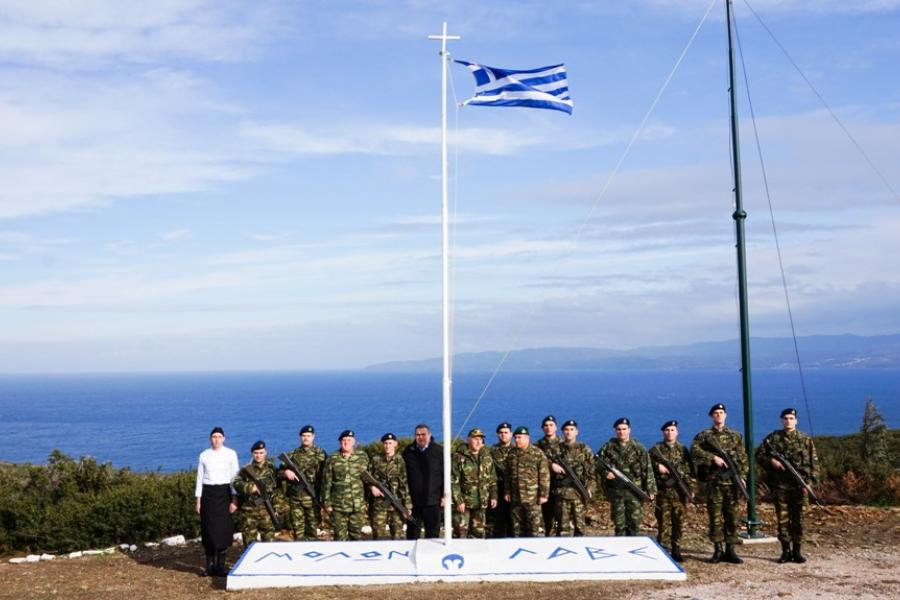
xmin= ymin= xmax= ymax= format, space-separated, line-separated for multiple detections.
xmin=451 ymin=428 xmax=498 ymax=538
xmin=552 ymin=419 xmax=594 ymax=536
xmin=368 ymin=432 xmax=411 ymax=540
xmin=322 ymin=430 xmax=370 ymax=541
xmin=536 ymin=415 xmax=561 ymax=536
xmin=596 ymin=417 xmax=657 ymax=536
xmin=757 ymin=408 xmax=819 ymax=564
xmin=505 ymin=426 xmax=550 ymax=537
xmin=691 ymin=403 xmax=748 ymax=564
xmin=279 ymin=424 xmax=326 ymax=541
xmin=488 ymin=422 xmax=514 ymax=538
xmin=234 ymin=440 xmax=288 ymax=544
xmin=650 ymin=420 xmax=693 ymax=562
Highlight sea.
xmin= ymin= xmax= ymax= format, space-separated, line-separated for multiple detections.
xmin=1 ymin=369 xmax=897 ymax=472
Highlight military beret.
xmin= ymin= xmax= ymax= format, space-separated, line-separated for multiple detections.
xmin=562 ymin=419 xmax=578 ymax=428
xmin=338 ymin=429 xmax=355 ymax=440
xmin=468 ymin=428 xmax=485 ymax=438
xmin=513 ymin=426 xmax=529 ymax=435
xmin=709 ymin=403 xmax=727 ymax=415
xmin=496 ymin=422 xmax=512 ymax=432
xmin=299 ymin=425 xmax=315 ymax=435
xmin=614 ymin=417 xmax=630 ymax=428
xmin=542 ymin=415 xmax=557 ymax=425
xmin=251 ymin=440 xmax=266 ymax=451
xmin=381 ymin=432 xmax=397 ymax=442
xmin=780 ymin=407 xmax=797 ymax=418
xmin=209 ymin=426 xmax=225 ymax=437
xmin=661 ymin=420 xmax=678 ymax=431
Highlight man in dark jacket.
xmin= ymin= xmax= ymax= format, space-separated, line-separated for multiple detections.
xmin=403 ymin=423 xmax=444 ymax=538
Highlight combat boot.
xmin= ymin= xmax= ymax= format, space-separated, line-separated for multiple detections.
xmin=791 ymin=543 xmax=806 ymax=564
xmin=202 ymin=554 xmax=215 ymax=577
xmin=710 ymin=542 xmax=723 ymax=563
xmin=777 ymin=541 xmax=792 ymax=563
xmin=671 ymin=545 xmax=684 ymax=563
xmin=214 ymin=550 xmax=229 ymax=576
xmin=723 ymin=543 xmax=743 ymax=564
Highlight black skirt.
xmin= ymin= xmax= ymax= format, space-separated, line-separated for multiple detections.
xmin=200 ymin=484 xmax=234 ymax=553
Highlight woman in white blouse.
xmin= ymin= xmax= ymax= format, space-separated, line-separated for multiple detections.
xmin=195 ymin=426 xmax=239 ymax=576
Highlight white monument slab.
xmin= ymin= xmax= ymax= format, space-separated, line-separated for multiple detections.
xmin=226 ymin=536 xmax=685 ymax=590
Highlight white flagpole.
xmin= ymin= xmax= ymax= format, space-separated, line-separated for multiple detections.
xmin=428 ymin=22 xmax=460 ymax=546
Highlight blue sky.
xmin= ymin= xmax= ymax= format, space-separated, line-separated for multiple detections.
xmin=1 ymin=0 xmax=898 ymax=372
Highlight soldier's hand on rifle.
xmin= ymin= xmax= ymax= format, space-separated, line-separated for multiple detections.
xmin=284 ymin=469 xmax=299 ymax=482
xmin=490 ymin=499 xmax=498 ymax=509
xmin=370 ymin=486 xmax=383 ymax=497
xmin=606 ymin=472 xmax=616 ymax=480
xmin=657 ymin=464 xmax=669 ymax=475
xmin=538 ymin=496 xmax=548 ymax=505
xmin=770 ymin=458 xmax=784 ymax=470
xmin=649 ymin=494 xmax=655 ymax=502
xmin=713 ymin=456 xmax=727 ymax=468
xmin=457 ymin=502 xmax=465 ymax=513
xmin=504 ymin=493 xmax=511 ymax=502
xmin=551 ymin=463 xmax=565 ymax=475
xmin=325 ymin=505 xmax=333 ymax=513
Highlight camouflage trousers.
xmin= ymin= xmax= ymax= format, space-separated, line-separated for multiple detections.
xmin=453 ymin=505 xmax=487 ymax=538
xmin=772 ymin=486 xmax=808 ymax=543
xmin=510 ymin=501 xmax=543 ymax=537
xmin=654 ymin=486 xmax=686 ymax=548
xmin=288 ymin=496 xmax=320 ymax=541
xmin=607 ymin=488 xmax=644 ymax=536
xmin=541 ymin=494 xmax=558 ymax=536
xmin=239 ymin=504 xmax=278 ymax=544
xmin=330 ymin=508 xmax=365 ymax=541
xmin=370 ymin=502 xmax=406 ymax=540
xmin=554 ymin=488 xmax=587 ymax=536
xmin=487 ymin=497 xmax=513 ymax=538
xmin=705 ymin=481 xmax=742 ymax=543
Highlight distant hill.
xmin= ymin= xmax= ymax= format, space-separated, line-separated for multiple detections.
xmin=365 ymin=333 xmax=900 ymax=372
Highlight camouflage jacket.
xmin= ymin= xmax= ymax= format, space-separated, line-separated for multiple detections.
xmin=505 ymin=445 xmax=550 ymax=504
xmin=451 ymin=447 xmax=498 ymax=508
xmin=321 ymin=450 xmax=370 ymax=512
xmin=234 ymin=459 xmax=284 ymax=507
xmin=537 ymin=436 xmax=564 ymax=486
xmin=369 ymin=453 xmax=411 ymax=510
xmin=554 ymin=440 xmax=595 ymax=492
xmin=596 ymin=439 xmax=657 ymax=495
xmin=691 ymin=426 xmax=749 ymax=485
xmin=279 ymin=444 xmax=326 ymax=500
xmin=757 ymin=429 xmax=819 ymax=489
xmin=491 ymin=442 xmax=514 ymax=496
xmin=649 ymin=441 xmax=694 ymax=493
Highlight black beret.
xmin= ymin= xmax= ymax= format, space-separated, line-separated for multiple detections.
xmin=251 ymin=440 xmax=266 ymax=451
xmin=338 ymin=429 xmax=355 ymax=440
xmin=542 ymin=415 xmax=557 ymax=425
xmin=780 ymin=407 xmax=797 ymax=418
xmin=209 ymin=426 xmax=225 ymax=437
xmin=661 ymin=420 xmax=678 ymax=431
xmin=562 ymin=419 xmax=578 ymax=428
xmin=614 ymin=417 xmax=630 ymax=428
xmin=299 ymin=425 xmax=315 ymax=435
xmin=513 ymin=426 xmax=529 ymax=435
xmin=381 ymin=432 xmax=397 ymax=442
xmin=496 ymin=422 xmax=512 ymax=432
xmin=709 ymin=403 xmax=727 ymax=415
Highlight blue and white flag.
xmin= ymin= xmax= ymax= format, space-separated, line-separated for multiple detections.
xmin=454 ymin=60 xmax=573 ymax=115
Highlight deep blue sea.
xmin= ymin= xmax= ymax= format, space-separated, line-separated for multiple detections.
xmin=0 ymin=370 xmax=897 ymax=472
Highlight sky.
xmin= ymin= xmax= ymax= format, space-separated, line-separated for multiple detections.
xmin=0 ymin=0 xmax=898 ymax=373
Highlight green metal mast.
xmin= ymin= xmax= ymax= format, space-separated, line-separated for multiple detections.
xmin=725 ymin=0 xmax=760 ymax=536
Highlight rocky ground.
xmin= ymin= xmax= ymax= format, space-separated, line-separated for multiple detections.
xmin=1 ymin=503 xmax=897 ymax=600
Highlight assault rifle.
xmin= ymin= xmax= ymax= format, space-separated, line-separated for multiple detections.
xmin=278 ymin=452 xmax=324 ymax=509
xmin=239 ymin=467 xmax=283 ymax=530
xmin=555 ymin=457 xmax=592 ymax=505
xmin=596 ymin=457 xmax=653 ymax=504
xmin=703 ymin=438 xmax=750 ymax=501
xmin=361 ymin=470 xmax=419 ymax=525
xmin=650 ymin=445 xmax=698 ymax=504
xmin=764 ymin=439 xmax=823 ymax=506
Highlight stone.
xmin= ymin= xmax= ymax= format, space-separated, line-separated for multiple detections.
xmin=161 ymin=535 xmax=186 ymax=547
xmin=67 ymin=551 xmax=83 ymax=559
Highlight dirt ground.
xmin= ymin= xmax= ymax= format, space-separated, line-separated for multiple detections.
xmin=1 ymin=503 xmax=897 ymax=600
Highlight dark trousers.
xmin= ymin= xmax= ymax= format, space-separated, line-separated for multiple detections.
xmin=406 ymin=504 xmax=441 ymax=539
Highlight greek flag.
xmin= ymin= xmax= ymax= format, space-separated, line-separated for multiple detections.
xmin=454 ymin=60 xmax=573 ymax=115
